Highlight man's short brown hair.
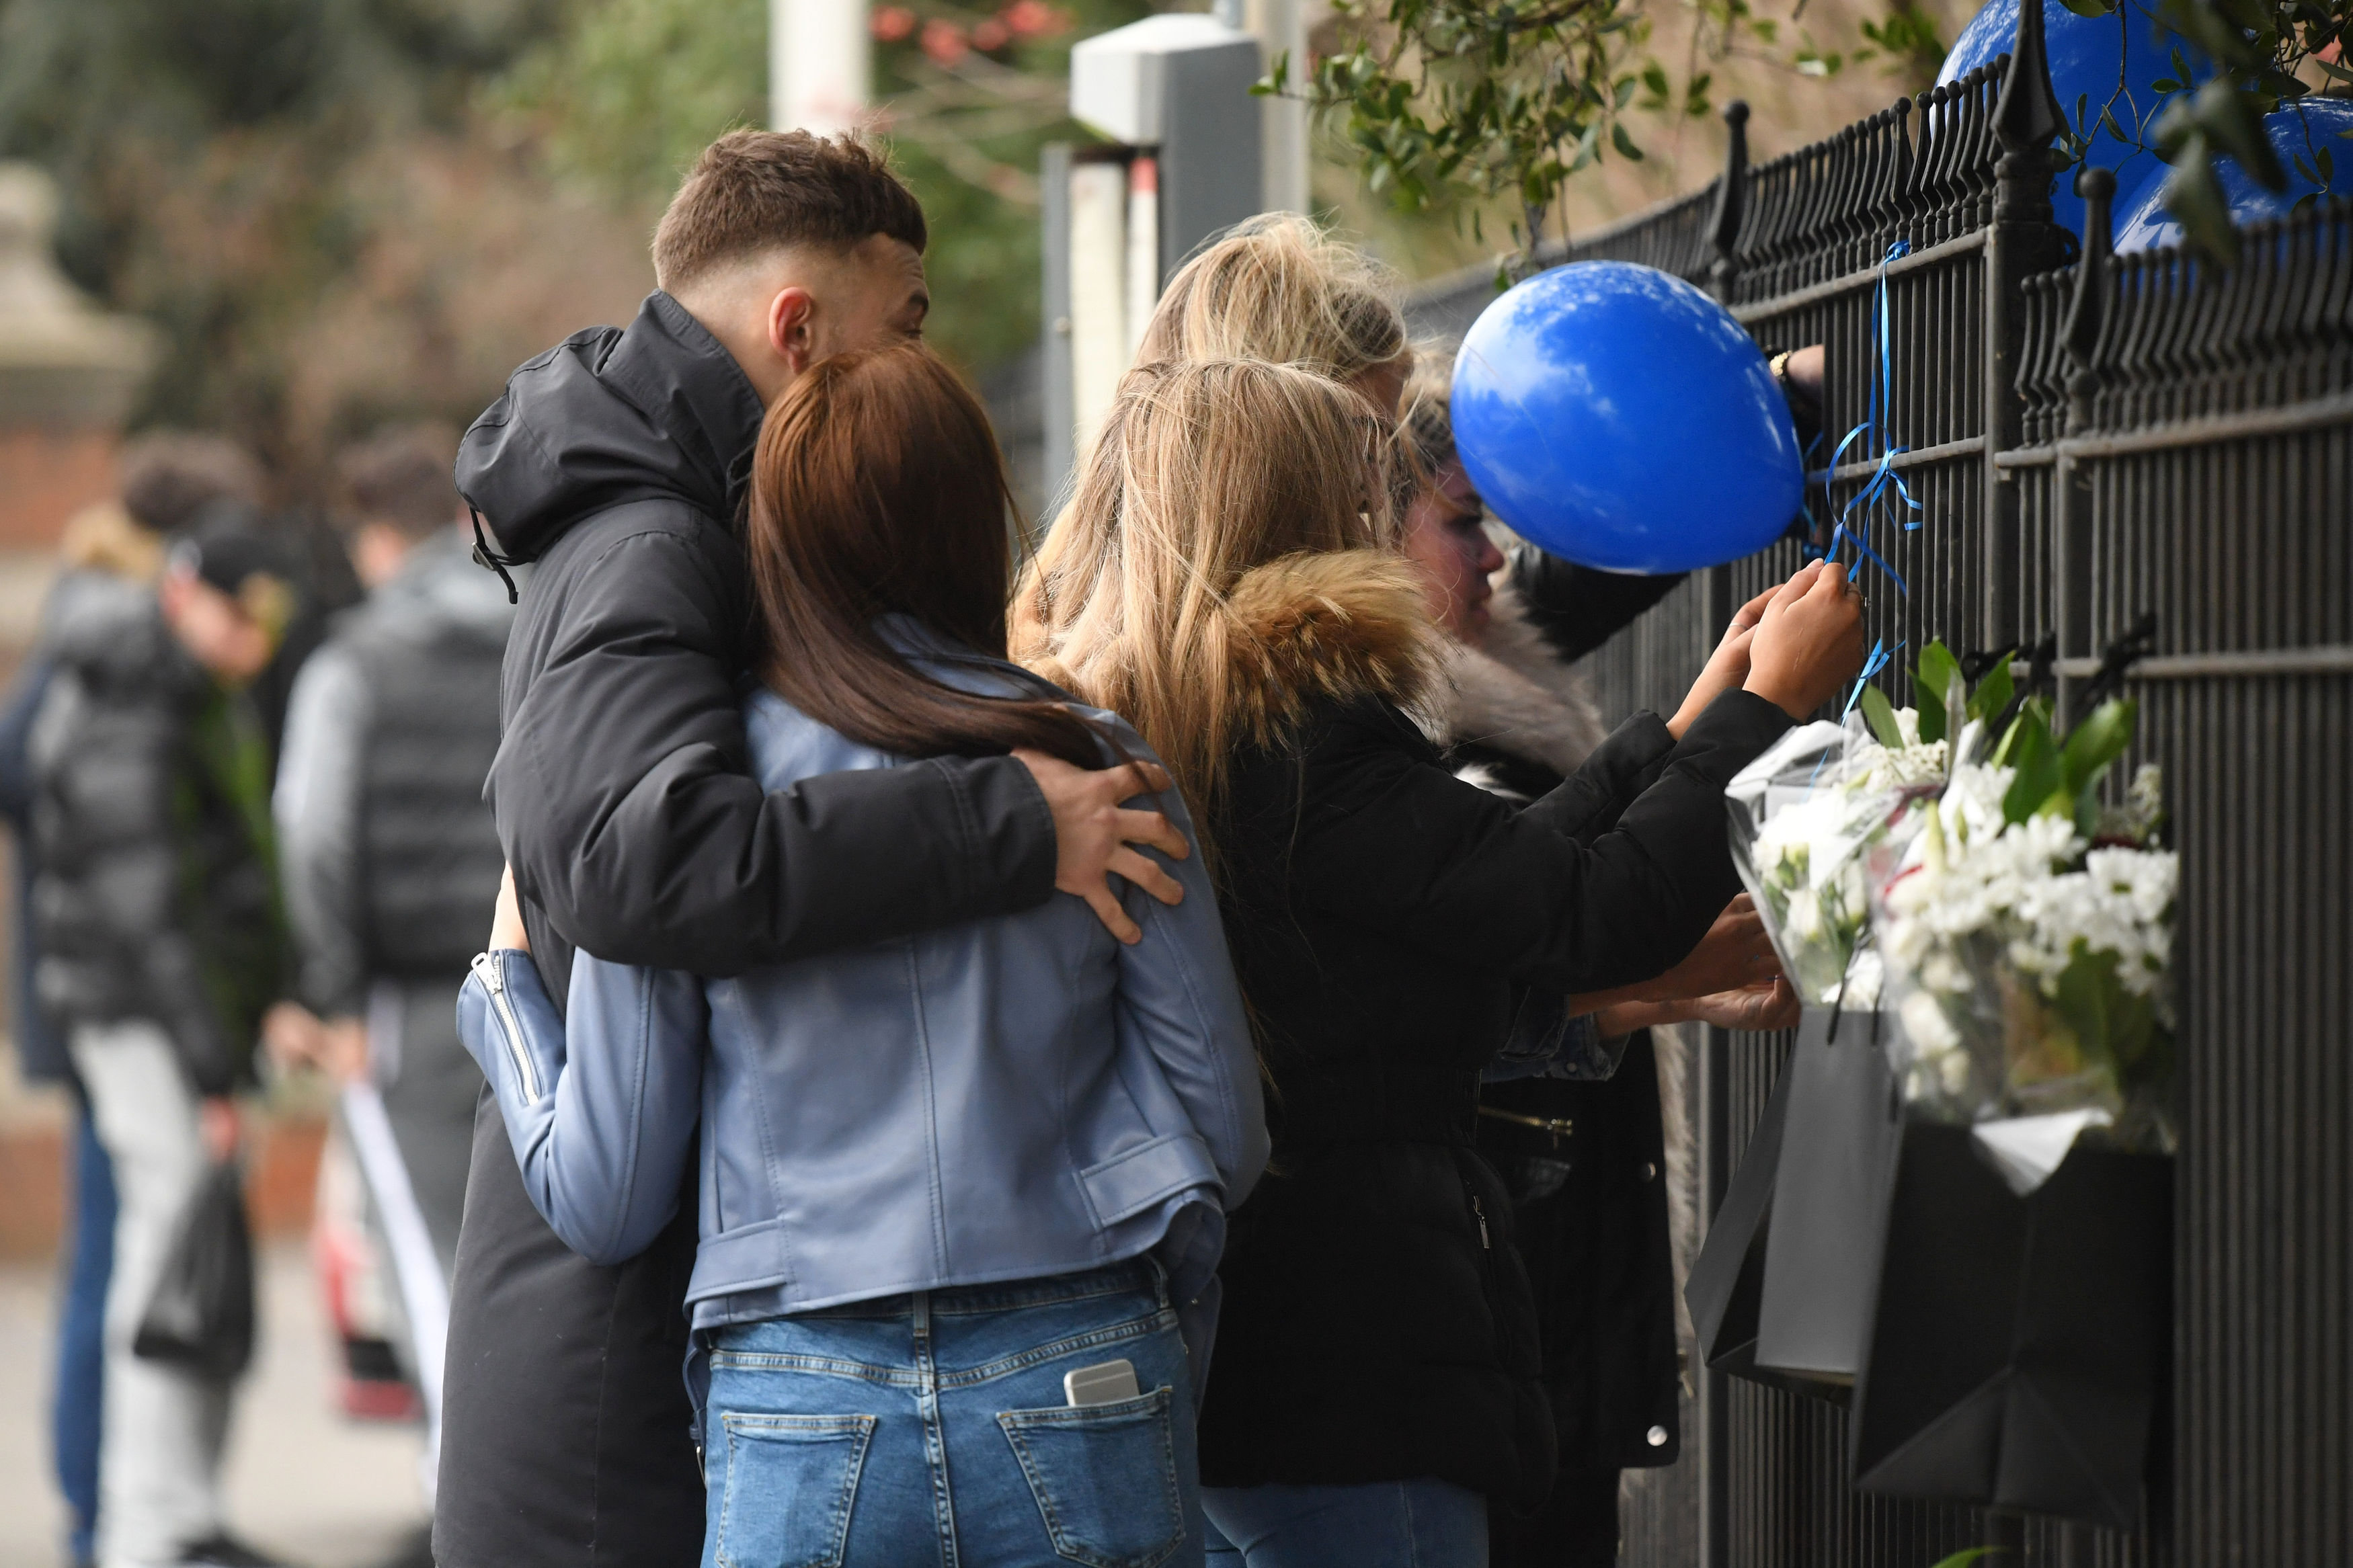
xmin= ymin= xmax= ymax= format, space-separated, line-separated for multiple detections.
xmin=118 ymin=432 xmax=266 ymax=535
xmin=341 ymin=423 xmax=460 ymax=538
xmin=651 ymin=130 xmax=927 ymax=292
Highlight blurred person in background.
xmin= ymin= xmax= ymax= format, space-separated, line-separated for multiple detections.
xmin=0 ymin=434 xmax=265 ymax=1568
xmin=269 ymin=425 xmax=510 ymax=1563
xmin=30 ymin=505 xmax=305 ymax=1568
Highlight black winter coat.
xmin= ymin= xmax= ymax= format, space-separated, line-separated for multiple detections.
xmin=1194 ymin=555 xmax=1788 ymax=1512
xmin=436 ymin=292 xmax=1062 ymax=1568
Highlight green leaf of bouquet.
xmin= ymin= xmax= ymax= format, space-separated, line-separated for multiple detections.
xmin=1860 ymin=684 xmax=1907 ymax=748
xmin=1968 ymin=657 xmax=2015 ymax=725
xmin=1911 ymin=674 xmax=1948 ymax=743
xmin=2061 ymin=698 xmax=2139 ymax=804
xmin=1929 ymin=1550 xmax=2007 ymax=1568
xmin=1919 ymin=641 xmax=1961 ymax=704
xmin=2003 ymin=719 xmax=2062 ymax=825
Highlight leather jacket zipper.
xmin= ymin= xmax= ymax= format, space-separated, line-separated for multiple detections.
xmin=471 ymin=952 xmax=542 ymax=1102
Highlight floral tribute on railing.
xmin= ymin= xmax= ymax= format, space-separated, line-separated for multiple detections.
xmin=1699 ymin=638 xmax=2180 ymax=1526
xmin=1730 ymin=641 xmax=2178 ymax=1191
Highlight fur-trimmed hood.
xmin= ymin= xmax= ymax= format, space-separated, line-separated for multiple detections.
xmin=1427 ymin=569 xmax=1610 ymax=780
xmin=1218 ymin=548 xmax=1444 ymax=745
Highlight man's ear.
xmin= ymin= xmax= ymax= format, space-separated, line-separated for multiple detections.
xmin=767 ymin=286 xmax=819 ymax=376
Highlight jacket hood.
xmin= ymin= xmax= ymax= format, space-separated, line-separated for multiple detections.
xmin=1429 ymin=571 xmax=1609 ymax=777
xmin=1221 ymin=549 xmax=1442 ymax=744
xmin=455 ymin=291 xmax=766 ymax=565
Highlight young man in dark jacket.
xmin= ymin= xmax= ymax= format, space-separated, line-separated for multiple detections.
xmin=438 ymin=130 xmax=1185 ymax=1568
xmin=33 ymin=510 xmax=299 ymax=1568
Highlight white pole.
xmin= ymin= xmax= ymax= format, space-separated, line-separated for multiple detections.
xmin=772 ymin=0 xmax=871 ymax=136
xmin=1247 ymin=0 xmax=1309 ymax=214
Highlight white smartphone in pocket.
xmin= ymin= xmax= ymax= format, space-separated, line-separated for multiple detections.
xmin=1063 ymin=1359 xmax=1140 ymax=1407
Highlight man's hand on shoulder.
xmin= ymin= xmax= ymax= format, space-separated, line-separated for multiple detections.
xmin=1013 ymin=750 xmax=1190 ymax=946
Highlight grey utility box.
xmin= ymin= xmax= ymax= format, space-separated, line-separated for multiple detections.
xmin=1070 ymin=13 xmax=1263 ymax=284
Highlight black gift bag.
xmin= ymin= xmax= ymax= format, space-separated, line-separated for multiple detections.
xmin=134 ymin=1157 xmax=256 ymax=1380
xmin=1683 ymin=1040 xmax=1849 ymax=1403
xmin=1849 ymin=1126 xmax=2171 ymax=1529
xmin=1753 ymin=1007 xmax=1906 ymax=1391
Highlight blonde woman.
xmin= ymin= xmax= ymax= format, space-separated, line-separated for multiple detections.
xmin=1016 ymin=358 xmax=1863 ymax=1567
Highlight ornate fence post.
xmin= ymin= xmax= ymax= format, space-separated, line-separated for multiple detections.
xmin=1983 ymin=0 xmax=2069 ymax=655
xmin=1706 ymin=101 xmax=1749 ymax=304
xmin=2055 ymin=167 xmax=2114 ymax=723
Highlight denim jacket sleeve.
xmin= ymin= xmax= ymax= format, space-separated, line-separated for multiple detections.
xmin=456 ymin=948 xmax=707 ymax=1266
xmin=1111 ymin=772 xmax=1271 ymax=1210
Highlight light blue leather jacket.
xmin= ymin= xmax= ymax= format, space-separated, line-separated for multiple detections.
xmin=456 ymin=623 xmax=1267 ymax=1348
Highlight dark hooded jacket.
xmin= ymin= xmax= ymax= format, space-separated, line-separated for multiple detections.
xmin=434 ymin=293 xmax=1060 ymax=1568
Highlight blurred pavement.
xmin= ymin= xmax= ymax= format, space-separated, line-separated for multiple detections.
xmin=0 ymin=1243 xmax=429 ymax=1568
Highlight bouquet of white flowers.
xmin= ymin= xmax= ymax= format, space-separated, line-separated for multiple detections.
xmin=1868 ymin=677 xmax=2178 ymax=1186
xmin=1726 ymin=642 xmax=1983 ymax=1010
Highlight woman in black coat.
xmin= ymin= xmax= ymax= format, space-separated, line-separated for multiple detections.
xmin=1016 ymin=356 xmax=1861 ymax=1567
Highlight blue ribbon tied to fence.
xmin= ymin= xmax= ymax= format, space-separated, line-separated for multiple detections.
xmin=1809 ymin=636 xmax=1900 ymax=785
xmin=1821 ymin=241 xmax=1922 ymax=595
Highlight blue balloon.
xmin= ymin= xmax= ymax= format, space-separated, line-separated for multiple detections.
xmin=1452 ymin=261 xmax=1802 ymax=576
xmin=1939 ymin=0 xmax=2210 ymax=239
xmin=2113 ymin=98 xmax=2353 ymax=251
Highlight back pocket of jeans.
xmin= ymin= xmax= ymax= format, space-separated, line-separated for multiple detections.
xmin=997 ymin=1387 xmax=1183 ymax=1568
xmin=714 ymin=1411 xmax=875 ymax=1568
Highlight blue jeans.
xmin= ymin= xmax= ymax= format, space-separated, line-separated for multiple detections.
xmin=1202 ymin=1479 xmax=1488 ymax=1568
xmin=56 ymin=1101 xmax=116 ymax=1566
xmin=701 ymin=1259 xmax=1202 ymax=1568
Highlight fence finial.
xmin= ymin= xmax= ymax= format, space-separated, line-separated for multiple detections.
xmin=2064 ymin=167 xmax=2115 ymax=430
xmin=1993 ymin=0 xmax=2065 ymax=224
xmin=1708 ymin=101 xmax=1750 ymax=301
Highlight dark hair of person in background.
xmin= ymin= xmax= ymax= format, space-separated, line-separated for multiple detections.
xmin=746 ymin=342 xmax=1104 ymax=773
xmin=118 ymin=431 xmax=267 ymax=535
xmin=651 ymin=129 xmax=928 ymax=292
xmin=339 ymin=423 xmax=461 ymax=538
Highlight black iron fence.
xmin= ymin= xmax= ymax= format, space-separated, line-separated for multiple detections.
xmin=1408 ymin=0 xmax=2351 ymax=1560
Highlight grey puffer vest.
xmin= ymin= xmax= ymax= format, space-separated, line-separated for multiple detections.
xmin=343 ymin=539 xmax=511 ymax=979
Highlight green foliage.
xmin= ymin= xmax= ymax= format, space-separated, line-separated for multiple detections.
xmin=1928 ymin=1551 xmax=2007 ymax=1568
xmin=1995 ymin=0 xmax=2349 ymax=266
xmin=493 ymin=0 xmax=766 ymax=200
xmin=495 ymin=0 xmax=1150 ymax=372
xmin=0 ymin=0 xmax=567 ymax=450
xmin=1279 ymin=0 xmax=1701 ymax=261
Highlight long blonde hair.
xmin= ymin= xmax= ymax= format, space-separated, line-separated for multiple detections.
xmin=1137 ymin=214 xmax=1408 ymax=382
xmin=1015 ymin=358 xmax=1430 ymax=841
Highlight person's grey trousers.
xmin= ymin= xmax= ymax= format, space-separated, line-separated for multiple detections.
xmin=71 ymin=1020 xmax=235 ymax=1568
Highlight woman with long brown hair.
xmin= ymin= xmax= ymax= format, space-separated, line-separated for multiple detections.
xmin=1016 ymin=356 xmax=1861 ymax=1568
xmin=453 ymin=341 xmax=1268 ymax=1568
